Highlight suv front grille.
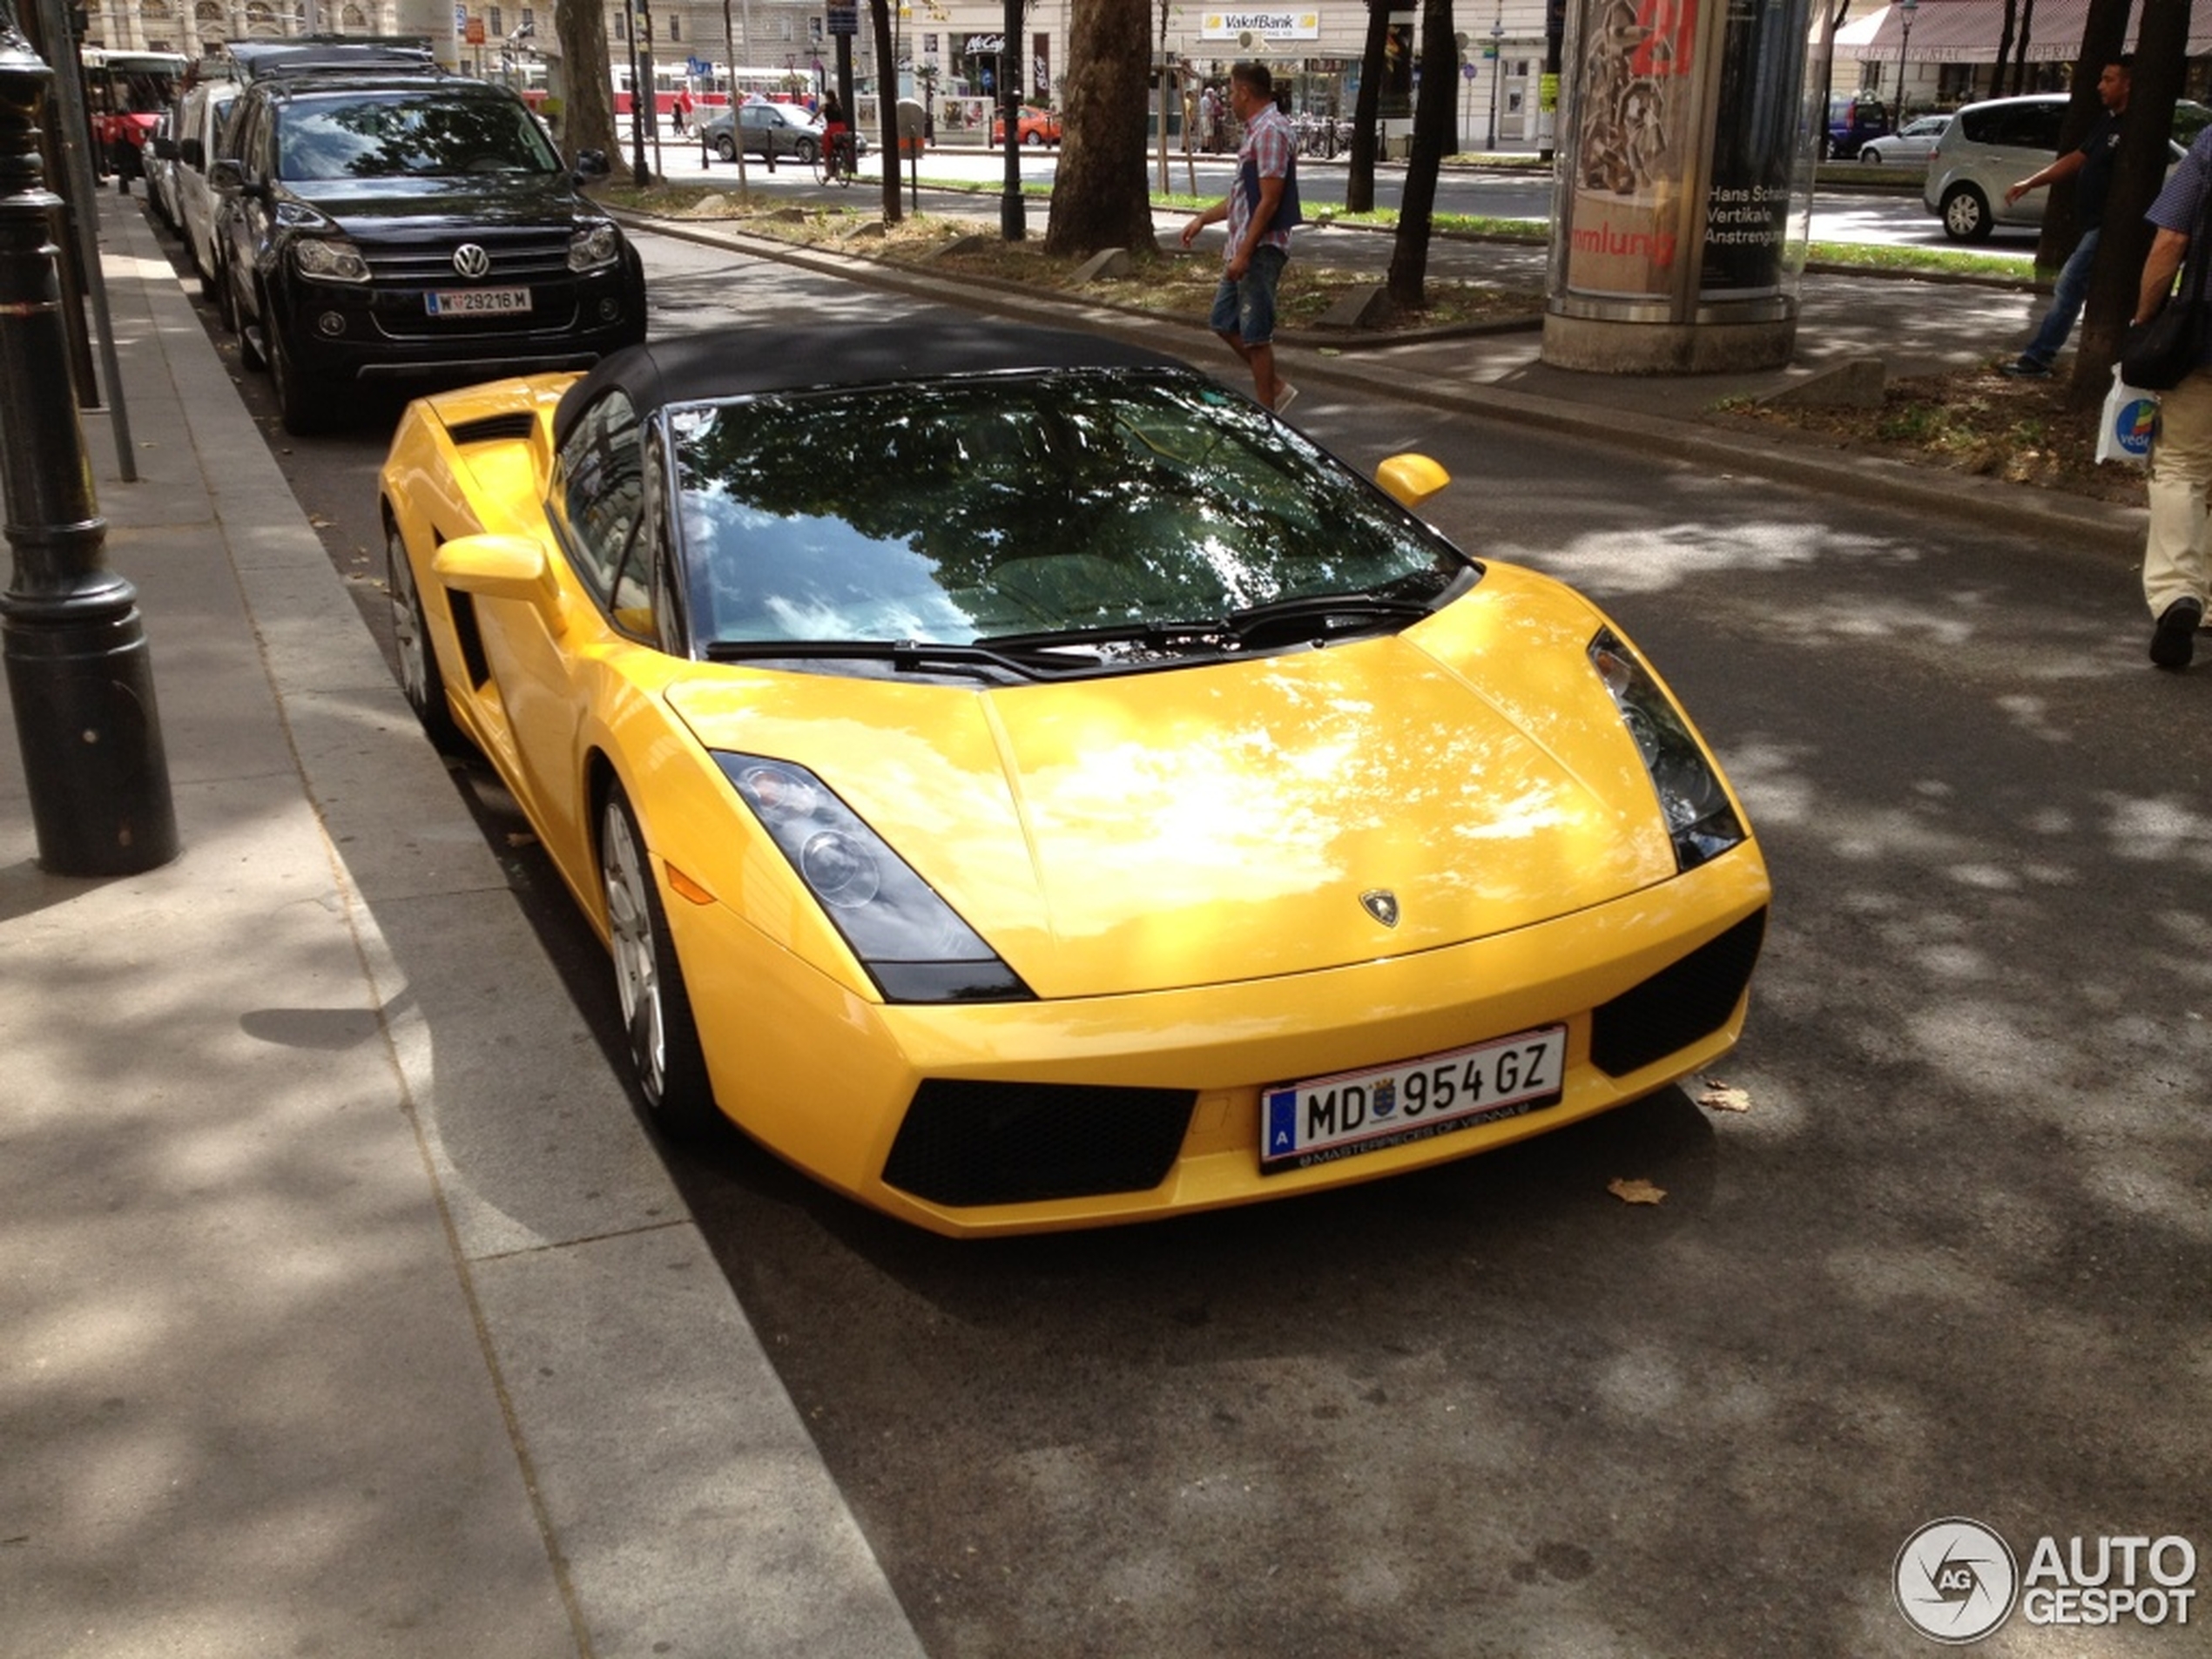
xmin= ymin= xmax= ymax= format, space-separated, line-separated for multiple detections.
xmin=361 ymin=228 xmax=577 ymax=284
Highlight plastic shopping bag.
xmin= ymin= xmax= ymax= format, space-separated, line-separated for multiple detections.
xmin=2097 ymin=364 xmax=2159 ymax=468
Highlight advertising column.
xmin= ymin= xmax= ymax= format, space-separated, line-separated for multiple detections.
xmin=1543 ymin=0 xmax=1817 ymax=373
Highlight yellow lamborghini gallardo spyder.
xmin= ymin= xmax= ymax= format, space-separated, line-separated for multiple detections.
xmin=378 ymin=322 xmax=1769 ymax=1237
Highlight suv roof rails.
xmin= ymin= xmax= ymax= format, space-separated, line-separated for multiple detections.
xmin=220 ymin=37 xmax=439 ymax=84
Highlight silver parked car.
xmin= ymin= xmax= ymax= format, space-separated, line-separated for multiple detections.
xmin=1924 ymin=93 xmax=2205 ymax=242
xmin=156 ymin=79 xmax=240 ymax=295
xmin=1858 ymin=113 xmax=1950 ymax=165
xmin=699 ymin=99 xmax=865 ymax=165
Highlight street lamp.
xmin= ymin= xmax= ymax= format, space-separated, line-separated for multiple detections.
xmin=1485 ymin=10 xmax=1503 ymax=150
xmin=1892 ymin=0 xmax=1918 ymax=132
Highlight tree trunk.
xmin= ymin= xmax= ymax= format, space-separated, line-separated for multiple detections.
xmin=1346 ymin=0 xmax=1391 ymax=214
xmin=2009 ymin=0 xmax=2037 ymax=98
xmin=554 ymin=0 xmax=619 ymax=174
xmin=1042 ymin=0 xmax=1157 ymax=257
xmin=871 ymin=0 xmax=900 ymax=223
xmin=1993 ymin=0 xmax=2017 ymax=98
xmin=1386 ymin=0 xmax=1454 ymax=311
xmin=2071 ymin=0 xmax=2190 ymax=412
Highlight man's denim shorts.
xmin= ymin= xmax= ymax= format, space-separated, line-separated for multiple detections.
xmin=1210 ymin=245 xmax=1289 ymax=347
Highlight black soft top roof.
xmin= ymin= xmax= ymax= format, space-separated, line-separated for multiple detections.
xmin=552 ymin=322 xmax=1196 ymax=446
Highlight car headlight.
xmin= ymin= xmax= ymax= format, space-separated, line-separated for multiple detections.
xmin=1588 ymin=628 xmax=1746 ymax=871
xmin=290 ymin=235 xmax=369 ymax=283
xmin=568 ymin=221 xmax=623 ymax=273
xmin=714 ymin=754 xmax=1034 ymax=1004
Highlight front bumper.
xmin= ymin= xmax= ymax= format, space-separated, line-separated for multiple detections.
xmin=664 ymin=842 xmax=1771 ymax=1237
xmin=274 ymin=264 xmax=644 ymax=382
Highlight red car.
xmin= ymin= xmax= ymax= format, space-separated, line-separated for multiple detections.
xmin=990 ymin=105 xmax=1062 ymax=146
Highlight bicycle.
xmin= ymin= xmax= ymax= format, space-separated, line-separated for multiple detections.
xmin=812 ymin=129 xmax=858 ymax=188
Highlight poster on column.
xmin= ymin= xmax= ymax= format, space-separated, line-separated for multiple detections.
xmin=1700 ymin=0 xmax=1813 ymax=297
xmin=1565 ymin=0 xmax=1701 ymax=300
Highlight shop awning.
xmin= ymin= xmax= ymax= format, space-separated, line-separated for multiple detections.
xmin=1845 ymin=0 xmax=2212 ymax=66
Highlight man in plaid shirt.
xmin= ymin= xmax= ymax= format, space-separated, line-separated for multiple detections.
xmin=1182 ymin=62 xmax=1303 ymax=415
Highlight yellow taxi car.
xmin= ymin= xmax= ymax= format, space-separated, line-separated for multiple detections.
xmin=378 ymin=323 xmax=1769 ymax=1236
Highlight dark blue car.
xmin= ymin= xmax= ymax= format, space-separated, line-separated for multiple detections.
xmin=1826 ymin=93 xmax=1892 ymax=160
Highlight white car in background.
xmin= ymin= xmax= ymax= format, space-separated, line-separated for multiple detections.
xmin=161 ymin=79 xmax=239 ymax=295
xmin=1858 ymin=113 xmax=1950 ymax=165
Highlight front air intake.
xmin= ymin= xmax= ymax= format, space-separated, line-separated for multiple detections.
xmin=1588 ymin=909 xmax=1766 ymax=1078
xmin=882 ymin=1081 xmax=1197 ymax=1207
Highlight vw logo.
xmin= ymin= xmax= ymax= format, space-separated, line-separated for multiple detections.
xmin=451 ymin=243 xmax=493 ymax=279
xmin=1359 ymin=889 xmax=1399 ymax=927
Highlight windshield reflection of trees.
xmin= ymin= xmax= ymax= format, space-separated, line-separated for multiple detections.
xmin=281 ymin=95 xmax=556 ymax=179
xmin=672 ymin=376 xmax=1453 ymax=644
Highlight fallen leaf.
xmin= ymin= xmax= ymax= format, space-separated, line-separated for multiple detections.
xmin=506 ymin=831 xmax=538 ymax=847
xmin=1608 ymin=1177 xmax=1666 ymax=1205
xmin=1697 ymin=1077 xmax=1752 ymax=1113
xmin=309 ymin=514 xmax=334 ymax=529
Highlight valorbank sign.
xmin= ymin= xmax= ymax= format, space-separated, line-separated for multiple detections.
xmin=1201 ymin=12 xmax=1322 ymax=40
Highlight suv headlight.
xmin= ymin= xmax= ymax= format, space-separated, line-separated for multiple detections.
xmin=291 ymin=236 xmax=369 ymax=283
xmin=1588 ymin=627 xmax=1746 ymax=872
xmin=568 ymin=221 xmax=623 ymax=273
xmin=714 ymin=754 xmax=1033 ymax=1004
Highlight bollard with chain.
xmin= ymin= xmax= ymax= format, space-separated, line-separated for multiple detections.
xmin=0 ymin=0 xmax=178 ymax=875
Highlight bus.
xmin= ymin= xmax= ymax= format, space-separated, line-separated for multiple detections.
xmin=79 ymin=47 xmax=188 ymax=177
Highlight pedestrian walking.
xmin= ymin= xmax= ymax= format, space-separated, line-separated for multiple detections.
xmin=1181 ymin=63 xmax=1303 ymax=415
xmin=672 ymin=85 xmax=693 ymax=136
xmin=2133 ymin=124 xmax=2212 ymax=670
xmin=1999 ymin=56 xmax=2130 ymax=379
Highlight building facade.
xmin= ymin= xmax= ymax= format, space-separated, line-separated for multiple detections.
xmin=78 ymin=0 xmax=2212 ymax=142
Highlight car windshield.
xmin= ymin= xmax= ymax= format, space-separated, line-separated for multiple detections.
xmin=671 ymin=370 xmax=1469 ymax=662
xmin=277 ymin=90 xmax=559 ymax=179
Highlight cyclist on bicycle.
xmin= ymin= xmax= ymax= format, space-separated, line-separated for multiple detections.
xmin=819 ymin=89 xmax=853 ymax=179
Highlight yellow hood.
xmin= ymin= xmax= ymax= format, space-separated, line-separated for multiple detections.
xmin=665 ymin=576 xmax=1683 ymax=998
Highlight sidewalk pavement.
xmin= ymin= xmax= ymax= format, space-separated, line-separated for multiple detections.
xmin=1 ymin=192 xmax=925 ymax=1659
xmin=0 ymin=188 xmax=2142 ymax=1656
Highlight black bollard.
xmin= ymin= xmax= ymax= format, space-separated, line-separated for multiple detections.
xmin=0 ymin=0 xmax=178 ymax=875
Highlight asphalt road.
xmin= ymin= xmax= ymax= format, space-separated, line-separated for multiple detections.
xmin=166 ymin=209 xmax=2206 ymax=1656
xmin=635 ymin=138 xmax=2042 ymax=256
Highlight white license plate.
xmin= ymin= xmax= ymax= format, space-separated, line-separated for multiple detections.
xmin=1261 ymin=1025 xmax=1568 ymax=1174
xmin=425 ymin=287 xmax=532 ymax=316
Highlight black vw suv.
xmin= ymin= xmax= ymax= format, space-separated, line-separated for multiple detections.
xmin=209 ymin=66 xmax=646 ymax=434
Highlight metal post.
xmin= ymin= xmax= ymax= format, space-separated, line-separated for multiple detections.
xmin=1892 ymin=0 xmax=1918 ymax=132
xmin=0 ymin=0 xmax=177 ymax=875
xmin=622 ymin=0 xmax=650 ymax=183
xmin=1486 ymin=13 xmax=1502 ymax=150
xmin=998 ymin=0 xmax=1022 ymax=239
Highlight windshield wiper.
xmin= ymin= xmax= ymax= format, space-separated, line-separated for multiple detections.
xmin=694 ymin=641 xmax=1194 ymax=685
xmin=702 ymin=638 xmax=1062 ymax=682
xmin=1224 ymin=591 xmax=1439 ymax=646
xmin=975 ymin=618 xmax=1237 ymax=654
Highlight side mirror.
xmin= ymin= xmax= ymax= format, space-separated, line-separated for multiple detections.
xmin=180 ymin=137 xmax=205 ymax=169
xmin=207 ymin=156 xmax=246 ymax=192
xmin=150 ymin=136 xmax=178 ymax=159
xmin=1375 ymin=454 xmax=1451 ymax=510
xmin=433 ymin=534 xmax=569 ymax=634
xmin=573 ymin=148 xmax=610 ymax=179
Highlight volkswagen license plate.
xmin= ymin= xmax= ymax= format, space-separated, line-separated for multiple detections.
xmin=426 ymin=287 xmax=531 ymax=316
xmin=1260 ymin=1026 xmax=1567 ymax=1174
